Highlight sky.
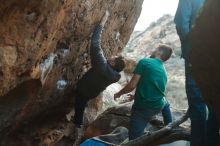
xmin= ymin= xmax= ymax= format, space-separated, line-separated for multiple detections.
xmin=134 ymin=0 xmax=179 ymax=31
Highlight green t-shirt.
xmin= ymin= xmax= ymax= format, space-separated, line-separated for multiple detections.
xmin=133 ymin=58 xmax=167 ymax=109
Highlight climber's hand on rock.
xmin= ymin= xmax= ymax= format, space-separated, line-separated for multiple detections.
xmin=100 ymin=10 xmax=110 ymax=27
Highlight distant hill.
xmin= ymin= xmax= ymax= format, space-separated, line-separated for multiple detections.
xmin=123 ymin=14 xmax=181 ymax=60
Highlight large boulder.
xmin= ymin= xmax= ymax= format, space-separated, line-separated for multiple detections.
xmin=190 ymin=0 xmax=220 ymax=119
xmin=0 ymin=0 xmax=143 ymax=139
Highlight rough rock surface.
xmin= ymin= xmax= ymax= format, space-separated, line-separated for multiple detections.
xmin=0 ymin=0 xmax=144 ymax=142
xmin=190 ymin=0 xmax=220 ymax=119
xmin=84 ymin=104 xmax=131 ymax=138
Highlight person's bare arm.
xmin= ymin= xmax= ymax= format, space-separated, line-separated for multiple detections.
xmin=114 ymin=74 xmax=141 ymax=101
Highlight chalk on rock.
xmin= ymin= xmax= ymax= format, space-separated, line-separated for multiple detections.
xmin=57 ymin=80 xmax=67 ymax=90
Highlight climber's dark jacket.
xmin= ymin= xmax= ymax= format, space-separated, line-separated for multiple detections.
xmin=75 ymin=25 xmax=121 ymax=98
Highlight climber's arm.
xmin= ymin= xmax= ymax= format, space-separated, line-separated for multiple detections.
xmin=90 ymin=11 xmax=110 ymax=70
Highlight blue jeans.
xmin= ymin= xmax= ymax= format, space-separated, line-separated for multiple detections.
xmin=185 ymin=60 xmax=207 ymax=146
xmin=206 ymin=107 xmax=220 ymax=146
xmin=129 ymin=106 xmax=161 ymax=140
xmin=162 ymin=102 xmax=173 ymax=125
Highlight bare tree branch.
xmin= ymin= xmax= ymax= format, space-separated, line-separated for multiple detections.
xmin=120 ymin=110 xmax=189 ymax=146
xmin=148 ymin=127 xmax=190 ymax=146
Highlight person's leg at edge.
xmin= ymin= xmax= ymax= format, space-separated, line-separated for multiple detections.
xmin=72 ymin=93 xmax=89 ymax=146
xmin=206 ymin=106 xmax=220 ymax=146
xmin=185 ymin=60 xmax=207 ymax=146
xmin=129 ymin=107 xmax=161 ymax=140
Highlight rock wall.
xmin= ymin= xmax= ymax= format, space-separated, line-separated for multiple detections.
xmin=190 ymin=0 xmax=220 ymax=119
xmin=0 ymin=0 xmax=143 ymax=137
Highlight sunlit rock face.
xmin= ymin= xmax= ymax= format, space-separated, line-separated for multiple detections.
xmin=190 ymin=0 xmax=220 ymax=119
xmin=0 ymin=0 xmax=143 ymax=137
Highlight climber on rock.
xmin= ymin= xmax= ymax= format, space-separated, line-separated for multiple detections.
xmin=71 ymin=10 xmax=125 ymax=143
xmin=114 ymin=45 xmax=173 ymax=140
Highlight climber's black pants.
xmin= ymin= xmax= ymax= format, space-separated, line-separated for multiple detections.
xmin=73 ymin=90 xmax=91 ymax=127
